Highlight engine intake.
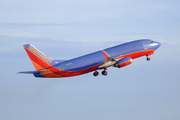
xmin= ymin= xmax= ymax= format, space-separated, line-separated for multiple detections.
xmin=114 ymin=57 xmax=132 ymax=68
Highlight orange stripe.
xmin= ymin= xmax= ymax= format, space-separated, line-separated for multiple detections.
xmin=30 ymin=59 xmax=61 ymax=77
xmin=31 ymin=60 xmax=44 ymax=71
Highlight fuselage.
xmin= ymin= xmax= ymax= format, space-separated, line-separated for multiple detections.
xmin=35 ymin=39 xmax=161 ymax=78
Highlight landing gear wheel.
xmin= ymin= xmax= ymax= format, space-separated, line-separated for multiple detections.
xmin=147 ymin=57 xmax=150 ymax=61
xmin=102 ymin=70 xmax=108 ymax=76
xmin=93 ymin=71 xmax=99 ymax=77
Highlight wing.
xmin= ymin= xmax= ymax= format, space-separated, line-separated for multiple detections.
xmin=98 ymin=49 xmax=119 ymax=69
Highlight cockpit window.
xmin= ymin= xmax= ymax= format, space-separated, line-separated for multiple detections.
xmin=150 ymin=41 xmax=154 ymax=43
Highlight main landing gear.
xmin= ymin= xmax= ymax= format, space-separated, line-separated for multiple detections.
xmin=93 ymin=71 xmax=99 ymax=77
xmin=102 ymin=70 xmax=107 ymax=76
xmin=93 ymin=70 xmax=108 ymax=77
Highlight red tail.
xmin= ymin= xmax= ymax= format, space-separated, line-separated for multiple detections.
xmin=23 ymin=44 xmax=52 ymax=71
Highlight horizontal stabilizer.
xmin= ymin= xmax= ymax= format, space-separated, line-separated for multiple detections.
xmin=18 ymin=71 xmax=36 ymax=74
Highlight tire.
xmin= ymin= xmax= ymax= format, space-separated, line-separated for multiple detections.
xmin=93 ymin=71 xmax=99 ymax=76
xmin=102 ymin=71 xmax=107 ymax=76
xmin=147 ymin=57 xmax=150 ymax=61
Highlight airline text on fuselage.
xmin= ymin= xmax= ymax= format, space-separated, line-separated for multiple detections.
xmin=29 ymin=46 xmax=52 ymax=64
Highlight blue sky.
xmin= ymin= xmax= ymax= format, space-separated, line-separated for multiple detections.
xmin=0 ymin=0 xmax=180 ymax=120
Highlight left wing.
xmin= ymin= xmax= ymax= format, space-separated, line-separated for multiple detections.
xmin=98 ymin=49 xmax=131 ymax=69
xmin=98 ymin=49 xmax=120 ymax=69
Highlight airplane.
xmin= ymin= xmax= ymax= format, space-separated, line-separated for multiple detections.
xmin=19 ymin=39 xmax=161 ymax=78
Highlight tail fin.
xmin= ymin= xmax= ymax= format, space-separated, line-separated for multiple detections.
xmin=23 ymin=44 xmax=53 ymax=71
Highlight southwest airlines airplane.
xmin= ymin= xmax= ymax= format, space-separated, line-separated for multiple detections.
xmin=19 ymin=39 xmax=161 ymax=78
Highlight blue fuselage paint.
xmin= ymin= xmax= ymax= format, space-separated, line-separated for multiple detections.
xmin=54 ymin=39 xmax=160 ymax=72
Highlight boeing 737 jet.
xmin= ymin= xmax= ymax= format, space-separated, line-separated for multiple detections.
xmin=19 ymin=39 xmax=161 ymax=78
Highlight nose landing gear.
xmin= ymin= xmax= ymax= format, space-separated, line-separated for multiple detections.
xmin=146 ymin=55 xmax=150 ymax=61
xmin=147 ymin=57 xmax=150 ymax=61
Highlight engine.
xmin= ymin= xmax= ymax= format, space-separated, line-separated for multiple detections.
xmin=114 ymin=57 xmax=132 ymax=68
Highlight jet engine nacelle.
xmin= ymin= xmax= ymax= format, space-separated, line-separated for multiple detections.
xmin=114 ymin=57 xmax=132 ymax=68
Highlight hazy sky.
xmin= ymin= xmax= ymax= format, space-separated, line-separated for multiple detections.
xmin=0 ymin=0 xmax=180 ymax=120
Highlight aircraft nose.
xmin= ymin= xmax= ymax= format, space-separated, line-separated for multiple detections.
xmin=155 ymin=41 xmax=161 ymax=49
xmin=150 ymin=41 xmax=161 ymax=50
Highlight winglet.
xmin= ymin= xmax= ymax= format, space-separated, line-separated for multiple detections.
xmin=101 ymin=49 xmax=111 ymax=60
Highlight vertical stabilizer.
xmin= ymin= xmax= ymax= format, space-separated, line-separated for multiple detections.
xmin=23 ymin=44 xmax=52 ymax=71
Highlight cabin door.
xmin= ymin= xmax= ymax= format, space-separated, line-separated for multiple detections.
xmin=60 ymin=66 xmax=64 ymax=75
xmin=142 ymin=41 xmax=148 ymax=50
